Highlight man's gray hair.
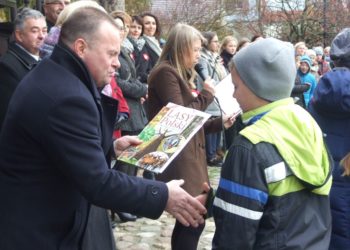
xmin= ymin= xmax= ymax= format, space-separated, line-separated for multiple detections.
xmin=15 ymin=8 xmax=45 ymax=30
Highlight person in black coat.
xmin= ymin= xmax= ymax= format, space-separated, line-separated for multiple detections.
xmin=0 ymin=8 xmax=47 ymax=131
xmin=291 ymin=74 xmax=310 ymax=108
xmin=136 ymin=13 xmax=162 ymax=83
xmin=111 ymin=14 xmax=148 ymax=137
xmin=308 ymin=28 xmax=350 ymax=250
xmin=0 ymin=8 xmax=206 ymax=250
xmin=219 ymin=35 xmax=238 ymax=71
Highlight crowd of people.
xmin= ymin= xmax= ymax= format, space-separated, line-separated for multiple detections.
xmin=0 ymin=0 xmax=349 ymax=249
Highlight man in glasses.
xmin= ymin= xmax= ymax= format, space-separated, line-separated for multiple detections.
xmin=43 ymin=0 xmax=70 ymax=31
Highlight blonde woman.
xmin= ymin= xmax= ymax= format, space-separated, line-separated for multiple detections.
xmin=220 ymin=35 xmax=238 ymax=70
xmin=294 ymin=41 xmax=307 ymax=56
xmin=148 ymin=23 xmax=233 ymax=249
xmin=197 ymin=31 xmax=228 ymax=166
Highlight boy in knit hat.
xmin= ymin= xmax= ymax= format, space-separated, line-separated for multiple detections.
xmin=314 ymin=46 xmax=330 ymax=76
xmin=297 ymin=55 xmax=317 ymax=107
xmin=212 ymin=38 xmax=332 ymax=249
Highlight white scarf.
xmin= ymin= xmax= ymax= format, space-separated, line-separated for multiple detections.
xmin=144 ymin=35 xmax=162 ymax=56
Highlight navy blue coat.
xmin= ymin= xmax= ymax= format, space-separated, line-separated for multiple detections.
xmin=309 ymin=67 xmax=350 ymax=250
xmin=0 ymin=42 xmax=39 ymax=131
xmin=0 ymin=43 xmax=168 ymax=250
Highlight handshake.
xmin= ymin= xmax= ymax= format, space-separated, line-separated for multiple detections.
xmin=114 ymin=136 xmax=212 ymax=227
xmin=165 ymin=180 xmax=212 ymax=227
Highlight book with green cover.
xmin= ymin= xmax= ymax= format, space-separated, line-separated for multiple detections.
xmin=117 ymin=102 xmax=211 ymax=174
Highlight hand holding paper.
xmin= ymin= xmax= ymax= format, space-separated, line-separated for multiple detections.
xmin=202 ymin=78 xmax=215 ymax=96
xmin=214 ymin=74 xmax=242 ymax=117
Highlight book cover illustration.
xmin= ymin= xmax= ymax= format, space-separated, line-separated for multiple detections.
xmin=117 ymin=102 xmax=211 ymax=174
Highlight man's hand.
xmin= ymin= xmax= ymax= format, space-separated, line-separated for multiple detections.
xmin=113 ymin=136 xmax=142 ymax=156
xmin=165 ymin=180 xmax=207 ymax=227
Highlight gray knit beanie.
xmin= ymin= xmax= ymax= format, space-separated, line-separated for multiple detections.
xmin=232 ymin=38 xmax=296 ymax=101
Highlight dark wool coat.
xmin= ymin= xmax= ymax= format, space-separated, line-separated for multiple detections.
xmin=148 ymin=62 xmax=222 ymax=196
xmin=117 ymin=47 xmax=148 ymax=133
xmin=0 ymin=43 xmax=168 ymax=250
xmin=0 ymin=42 xmax=39 ymax=131
xmin=135 ymin=41 xmax=160 ymax=83
xmin=309 ymin=67 xmax=350 ymax=250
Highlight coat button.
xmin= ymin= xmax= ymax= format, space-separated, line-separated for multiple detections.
xmin=151 ymin=186 xmax=159 ymax=195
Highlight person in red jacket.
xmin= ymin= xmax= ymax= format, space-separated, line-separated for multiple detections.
xmin=102 ymin=77 xmax=129 ymax=139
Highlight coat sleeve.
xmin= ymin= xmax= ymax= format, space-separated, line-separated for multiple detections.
xmin=212 ymin=136 xmax=268 ymax=249
xmin=42 ymin=95 xmax=168 ymax=219
xmin=117 ymin=76 xmax=147 ymax=100
xmin=0 ymin=63 xmax=20 ymax=129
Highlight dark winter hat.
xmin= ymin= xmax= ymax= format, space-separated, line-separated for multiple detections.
xmin=232 ymin=38 xmax=296 ymax=101
xmin=300 ymin=55 xmax=312 ymax=69
xmin=330 ymin=28 xmax=350 ymax=66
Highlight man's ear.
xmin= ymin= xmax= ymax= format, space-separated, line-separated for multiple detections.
xmin=73 ymin=38 xmax=87 ymax=58
xmin=14 ymin=30 xmax=23 ymax=44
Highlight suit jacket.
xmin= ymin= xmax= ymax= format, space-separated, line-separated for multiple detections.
xmin=0 ymin=42 xmax=39 ymax=131
xmin=0 ymin=42 xmax=168 ymax=250
xmin=148 ymin=62 xmax=222 ymax=196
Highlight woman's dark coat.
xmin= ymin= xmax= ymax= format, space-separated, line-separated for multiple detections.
xmin=117 ymin=47 xmax=148 ymax=133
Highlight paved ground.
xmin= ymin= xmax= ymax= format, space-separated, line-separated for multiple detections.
xmin=112 ymin=167 xmax=221 ymax=250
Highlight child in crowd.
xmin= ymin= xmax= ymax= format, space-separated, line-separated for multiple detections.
xmin=220 ymin=35 xmax=238 ymax=71
xmin=297 ymin=55 xmax=317 ymax=107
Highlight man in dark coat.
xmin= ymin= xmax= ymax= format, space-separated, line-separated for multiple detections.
xmin=0 ymin=8 xmax=47 ymax=131
xmin=0 ymin=7 xmax=206 ymax=250
xmin=309 ymin=28 xmax=350 ymax=250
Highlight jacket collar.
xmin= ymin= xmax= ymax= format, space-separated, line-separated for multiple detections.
xmin=50 ymin=41 xmax=101 ymax=102
xmin=8 ymin=42 xmax=39 ymax=70
xmin=50 ymin=41 xmax=118 ymax=154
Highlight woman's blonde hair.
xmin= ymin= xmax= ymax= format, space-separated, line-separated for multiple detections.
xmin=158 ymin=23 xmax=204 ymax=89
xmin=56 ymin=0 xmax=105 ymax=27
xmin=220 ymin=35 xmax=238 ymax=54
xmin=294 ymin=41 xmax=306 ymax=52
xmin=109 ymin=10 xmax=132 ymax=26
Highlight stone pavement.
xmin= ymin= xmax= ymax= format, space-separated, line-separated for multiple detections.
xmin=112 ymin=167 xmax=221 ymax=250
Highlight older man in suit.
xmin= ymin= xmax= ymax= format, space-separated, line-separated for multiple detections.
xmin=0 ymin=8 xmax=47 ymax=131
xmin=0 ymin=7 xmax=206 ymax=250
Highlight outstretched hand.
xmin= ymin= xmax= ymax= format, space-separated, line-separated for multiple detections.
xmin=165 ymin=180 xmax=206 ymax=227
